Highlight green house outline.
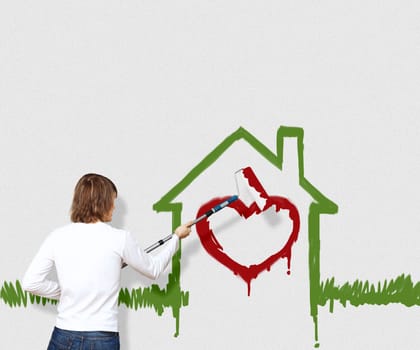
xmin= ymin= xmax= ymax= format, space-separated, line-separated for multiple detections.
xmin=153 ymin=126 xmax=338 ymax=343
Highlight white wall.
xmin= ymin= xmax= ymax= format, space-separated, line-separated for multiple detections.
xmin=1 ymin=1 xmax=419 ymax=349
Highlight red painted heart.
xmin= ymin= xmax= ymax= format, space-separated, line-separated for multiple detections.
xmin=195 ymin=168 xmax=300 ymax=295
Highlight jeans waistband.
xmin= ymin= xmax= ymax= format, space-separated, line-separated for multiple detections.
xmin=54 ymin=327 xmax=119 ymax=339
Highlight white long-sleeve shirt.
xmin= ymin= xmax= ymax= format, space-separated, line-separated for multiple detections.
xmin=22 ymin=222 xmax=179 ymax=332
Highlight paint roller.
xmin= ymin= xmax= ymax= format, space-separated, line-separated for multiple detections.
xmin=121 ymin=167 xmax=263 ymax=268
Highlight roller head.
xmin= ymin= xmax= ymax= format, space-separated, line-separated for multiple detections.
xmin=234 ymin=167 xmax=268 ymax=210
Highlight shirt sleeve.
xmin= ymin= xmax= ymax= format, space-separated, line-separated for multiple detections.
xmin=122 ymin=231 xmax=179 ymax=280
xmin=22 ymin=234 xmax=61 ymax=300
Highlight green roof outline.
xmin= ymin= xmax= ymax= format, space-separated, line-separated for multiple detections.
xmin=154 ymin=126 xmax=338 ymax=213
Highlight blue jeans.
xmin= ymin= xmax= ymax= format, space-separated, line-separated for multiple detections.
xmin=47 ymin=327 xmax=120 ymax=350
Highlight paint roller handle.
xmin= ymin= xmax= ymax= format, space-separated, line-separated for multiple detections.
xmin=121 ymin=223 xmax=192 ymax=268
xmin=143 ymin=222 xmax=191 ymax=253
xmin=121 ymin=196 xmax=238 ymax=268
xmin=144 ymin=233 xmax=174 ymax=253
xmin=144 ymin=196 xmax=238 ymax=254
xmin=145 ymin=196 xmax=238 ymax=252
xmin=191 ymin=195 xmax=239 ymax=224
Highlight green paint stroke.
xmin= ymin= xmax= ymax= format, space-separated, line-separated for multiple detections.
xmin=0 ymin=280 xmax=57 ymax=307
xmin=319 ymin=274 xmax=420 ymax=312
xmin=1 ymin=276 xmax=189 ymax=337
xmin=118 ymin=249 xmax=190 ymax=337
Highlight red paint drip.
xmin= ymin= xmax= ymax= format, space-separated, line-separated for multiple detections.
xmin=195 ymin=167 xmax=300 ymax=296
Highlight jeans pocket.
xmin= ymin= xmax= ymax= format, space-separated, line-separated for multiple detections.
xmin=47 ymin=331 xmax=74 ymax=350
xmin=90 ymin=335 xmax=120 ymax=350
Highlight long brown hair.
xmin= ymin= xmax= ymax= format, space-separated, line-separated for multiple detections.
xmin=70 ymin=173 xmax=118 ymax=223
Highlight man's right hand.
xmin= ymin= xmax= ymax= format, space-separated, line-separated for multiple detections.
xmin=174 ymin=222 xmax=192 ymax=239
